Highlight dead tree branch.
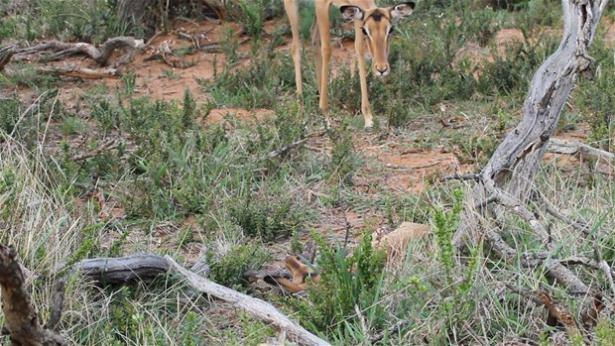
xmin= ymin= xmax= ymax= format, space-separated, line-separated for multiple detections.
xmin=456 ymin=0 xmax=610 ymax=248
xmin=17 ymin=254 xmax=325 ymax=346
xmin=166 ymin=256 xmax=330 ymax=346
xmin=14 ymin=37 xmax=144 ymax=66
xmin=38 ymin=65 xmax=121 ymax=79
xmin=548 ymin=138 xmax=615 ymax=162
xmin=72 ymin=254 xmax=170 ymax=285
xmin=0 ymin=245 xmax=66 ymax=345
xmin=451 ymin=1 xmax=610 ymax=339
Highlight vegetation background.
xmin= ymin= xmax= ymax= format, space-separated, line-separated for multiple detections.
xmin=1 ymin=0 xmax=615 ymax=344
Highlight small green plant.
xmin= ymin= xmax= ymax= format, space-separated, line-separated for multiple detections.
xmin=120 ymin=71 xmax=137 ymax=97
xmin=326 ymin=125 xmax=361 ymax=185
xmin=182 ymin=89 xmax=197 ymax=128
xmin=162 ymin=69 xmax=180 ymax=80
xmin=433 ymin=188 xmax=463 ymax=282
xmin=296 ymin=232 xmax=387 ymax=341
xmin=0 ymin=97 xmax=21 ymax=134
xmin=208 ymin=243 xmax=270 ymax=288
xmin=220 ymin=27 xmax=240 ymax=66
xmin=229 ymin=195 xmax=304 ymax=242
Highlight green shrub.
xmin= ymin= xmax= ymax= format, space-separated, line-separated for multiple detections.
xmin=229 ymin=195 xmax=304 ymax=242
xmin=296 ymin=232 xmax=387 ymax=341
xmin=208 ymin=243 xmax=270 ymax=288
xmin=0 ymin=97 xmax=21 ymax=135
xmin=326 ymin=124 xmax=361 ymax=185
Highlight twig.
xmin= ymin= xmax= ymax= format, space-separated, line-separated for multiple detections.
xmin=532 ymin=190 xmax=591 ymax=237
xmin=482 ymin=177 xmax=551 ymax=246
xmin=268 ymin=131 xmax=326 ymax=159
xmin=268 ymin=137 xmax=309 ymax=159
xmin=72 ymin=139 xmax=119 ymax=162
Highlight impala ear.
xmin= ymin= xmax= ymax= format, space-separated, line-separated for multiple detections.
xmin=340 ymin=5 xmax=364 ymax=21
xmin=390 ymin=2 xmax=415 ymax=22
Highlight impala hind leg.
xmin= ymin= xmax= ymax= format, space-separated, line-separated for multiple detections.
xmin=354 ymin=20 xmax=373 ymax=129
xmin=284 ymin=0 xmax=303 ymax=97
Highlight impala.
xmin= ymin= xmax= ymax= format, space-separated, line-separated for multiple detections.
xmin=283 ymin=0 xmax=415 ymax=128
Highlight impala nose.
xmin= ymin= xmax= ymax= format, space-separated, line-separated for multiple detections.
xmin=375 ymin=64 xmax=389 ymax=77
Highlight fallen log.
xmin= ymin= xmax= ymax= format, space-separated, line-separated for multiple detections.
xmin=72 ymin=254 xmax=170 ymax=284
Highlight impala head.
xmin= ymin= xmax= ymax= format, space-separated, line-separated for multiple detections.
xmin=340 ymin=2 xmax=415 ymax=77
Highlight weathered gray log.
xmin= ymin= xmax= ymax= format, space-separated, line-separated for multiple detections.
xmin=455 ymin=0 xmax=607 ymax=252
xmin=73 ymin=254 xmax=170 ymax=284
xmin=0 ymin=245 xmax=66 ymax=345
xmin=166 ymin=256 xmax=331 ymax=346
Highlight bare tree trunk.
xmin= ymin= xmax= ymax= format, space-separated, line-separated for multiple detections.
xmin=452 ymin=1 xmax=610 ymax=334
xmin=455 ymin=0 xmax=609 ymax=248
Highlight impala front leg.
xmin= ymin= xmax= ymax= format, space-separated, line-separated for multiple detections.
xmin=315 ymin=0 xmax=331 ymax=114
xmin=284 ymin=0 xmax=302 ymax=97
xmin=354 ymin=20 xmax=373 ymax=129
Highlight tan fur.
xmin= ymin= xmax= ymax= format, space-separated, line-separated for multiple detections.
xmin=373 ymin=222 xmax=429 ymax=264
xmin=275 ymin=256 xmax=320 ymax=293
xmin=284 ymin=1 xmax=413 ymax=128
